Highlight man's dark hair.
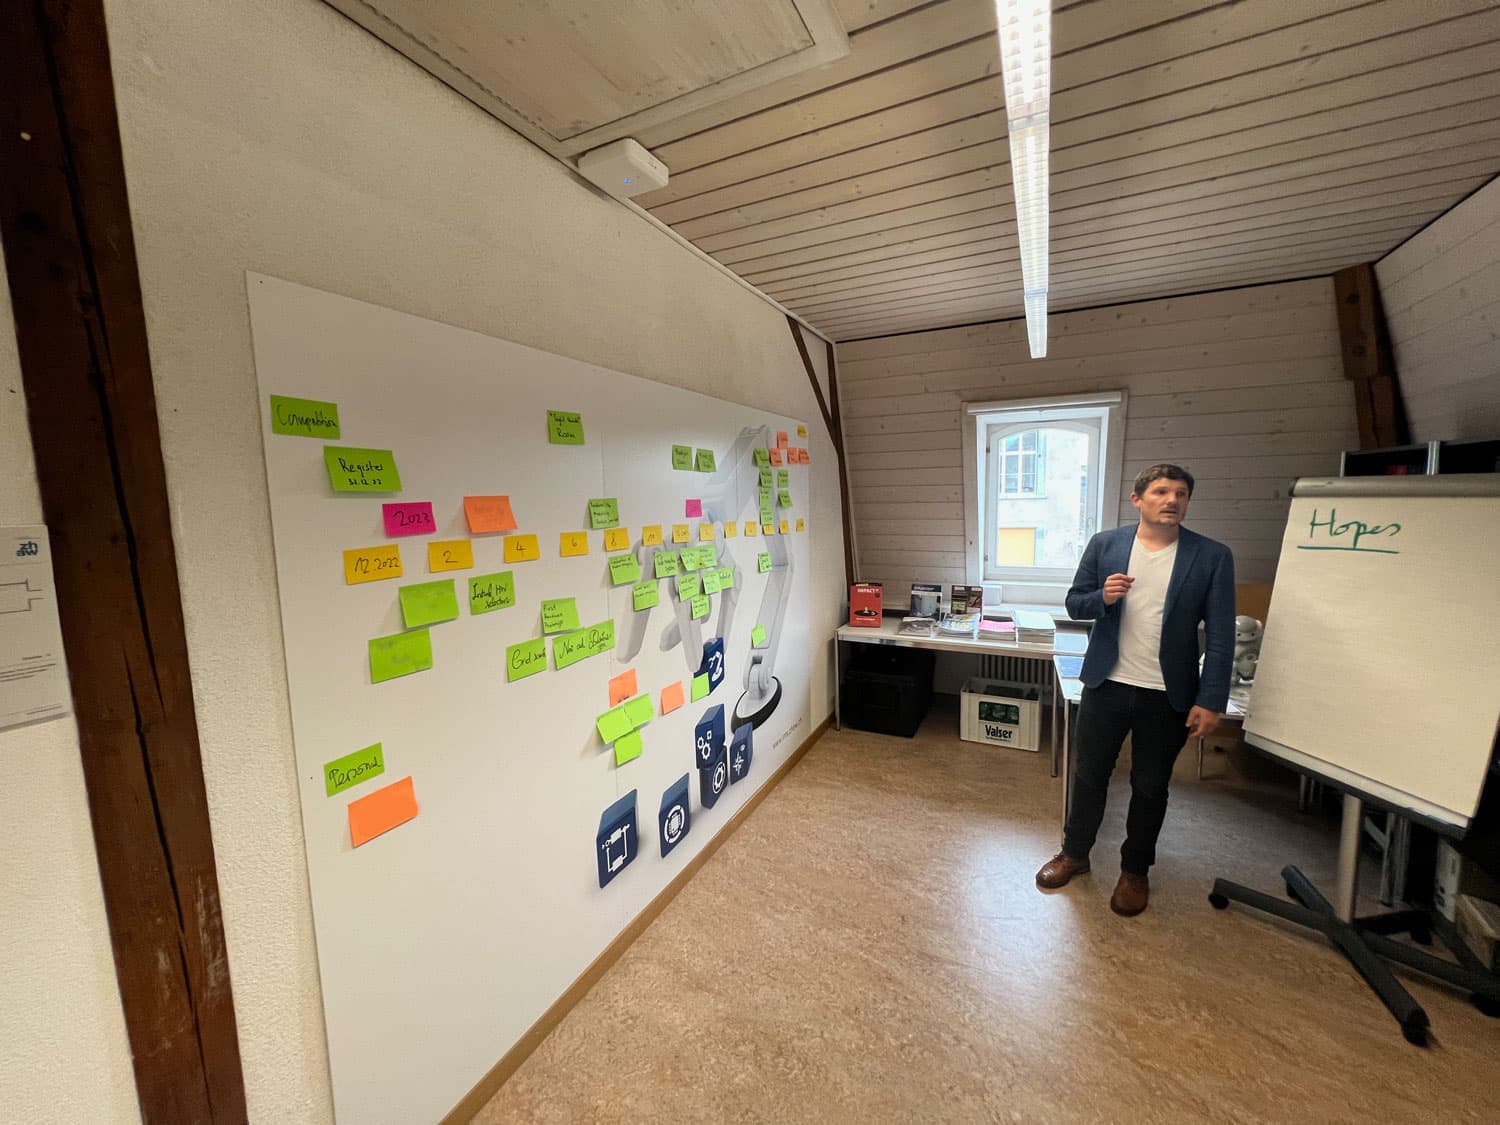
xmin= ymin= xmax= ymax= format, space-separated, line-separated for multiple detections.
xmin=1132 ymin=463 xmax=1195 ymax=498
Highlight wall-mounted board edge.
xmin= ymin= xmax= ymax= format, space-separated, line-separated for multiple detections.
xmin=439 ymin=715 xmax=832 ymax=1125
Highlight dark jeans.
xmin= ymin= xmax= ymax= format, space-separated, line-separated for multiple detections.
xmin=1063 ymin=679 xmax=1190 ymax=876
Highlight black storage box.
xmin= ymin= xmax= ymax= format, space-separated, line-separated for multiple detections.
xmin=842 ymin=645 xmax=936 ymax=738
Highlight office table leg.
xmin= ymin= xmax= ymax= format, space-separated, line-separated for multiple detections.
xmin=833 ymin=636 xmax=841 ymax=731
xmin=1050 ymin=673 xmax=1059 ymax=778
xmin=1062 ymin=697 xmax=1073 ymax=833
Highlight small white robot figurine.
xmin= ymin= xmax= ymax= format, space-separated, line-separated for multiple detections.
xmin=1232 ymin=615 xmax=1263 ymax=686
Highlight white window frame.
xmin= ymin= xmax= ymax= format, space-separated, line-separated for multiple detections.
xmin=961 ymin=391 xmax=1128 ymax=602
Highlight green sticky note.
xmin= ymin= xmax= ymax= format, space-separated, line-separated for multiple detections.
xmin=702 ymin=568 xmax=724 ymax=595
xmin=398 ymin=579 xmax=459 ymax=628
xmin=777 ymin=469 xmax=790 ymax=488
xmin=609 ymin=553 xmax=641 ymax=585
xmin=325 ymin=446 xmax=401 ymax=492
xmin=270 ymin=394 xmax=340 ymax=439
xmin=469 ymin=571 xmax=516 ymax=615
xmin=654 ymin=551 xmax=680 ymax=578
xmin=323 ymin=742 xmax=384 ymax=796
xmin=624 ymin=693 xmax=654 ymax=727
xmin=589 ymin=498 xmax=620 ymax=529
xmin=690 ymin=593 xmax=709 ymax=620
xmin=671 ymin=445 xmax=693 ymax=470
xmin=758 ymin=552 xmax=772 ymax=573
xmin=751 ymin=623 xmax=768 ymax=648
xmin=547 ymin=410 xmax=585 ymax=444
xmin=369 ymin=629 xmax=432 ymax=683
xmin=506 ymin=637 xmax=548 ymax=681
xmin=778 ymin=490 xmax=793 ymax=509
xmin=716 ymin=566 xmax=735 ymax=590
xmin=753 ymin=448 xmax=770 ymax=467
xmin=554 ymin=620 xmax=616 ymax=670
xmin=596 ymin=704 xmax=634 ymax=744
xmin=698 ymin=544 xmax=718 ymax=567
xmin=676 ymin=573 xmax=701 ymax=601
xmin=758 ymin=468 xmax=772 ymax=488
xmin=540 ymin=597 xmax=580 ymax=634
xmin=680 ymin=549 xmax=702 ymax=572
xmin=696 ymin=448 xmax=716 ymax=472
xmin=691 ymin=673 xmax=710 ymax=701
xmin=632 ymin=580 xmax=659 ymax=612
xmin=613 ymin=729 xmax=644 ymax=766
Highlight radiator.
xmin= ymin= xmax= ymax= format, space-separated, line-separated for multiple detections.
xmin=978 ymin=655 xmax=1050 ymax=686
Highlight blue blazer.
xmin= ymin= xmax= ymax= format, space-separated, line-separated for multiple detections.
xmin=1065 ymin=525 xmax=1236 ymax=713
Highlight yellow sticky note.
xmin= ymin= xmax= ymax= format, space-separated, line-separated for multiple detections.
xmin=723 ymin=522 xmax=737 ymax=539
xmin=428 ymin=539 xmax=474 ymax=572
xmin=344 ymin=544 xmax=402 ymax=585
xmin=745 ymin=521 xmax=758 ymax=537
xmin=698 ymin=523 xmax=716 ymax=541
xmin=604 ymin=527 xmax=631 ymax=552
xmin=763 ymin=523 xmax=775 ymax=535
xmin=560 ymin=531 xmax=589 ymax=557
xmin=503 ymin=533 xmax=541 ymax=562
xmin=796 ymin=518 xmax=805 ymax=532
xmin=642 ymin=524 xmax=663 ymax=546
xmin=672 ymin=524 xmax=690 ymax=544
xmin=779 ymin=519 xmax=790 ymax=535
xmin=797 ymin=424 xmax=808 ymax=438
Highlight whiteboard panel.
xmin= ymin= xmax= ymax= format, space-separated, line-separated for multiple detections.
xmin=1245 ymin=483 xmax=1500 ymax=827
xmin=247 ymin=274 xmax=814 ymax=1124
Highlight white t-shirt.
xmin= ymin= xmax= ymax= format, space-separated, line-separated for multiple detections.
xmin=1108 ymin=535 xmax=1179 ymax=691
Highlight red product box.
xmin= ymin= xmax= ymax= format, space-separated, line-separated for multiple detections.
xmin=849 ymin=582 xmax=884 ymax=627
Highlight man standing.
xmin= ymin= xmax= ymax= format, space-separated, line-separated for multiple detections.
xmin=1035 ymin=464 xmax=1235 ymax=916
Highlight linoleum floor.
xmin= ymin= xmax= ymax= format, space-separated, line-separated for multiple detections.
xmin=476 ymin=700 xmax=1500 ymax=1124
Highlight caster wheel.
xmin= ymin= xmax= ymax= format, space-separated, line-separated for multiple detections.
xmin=1208 ymin=892 xmax=1229 ymax=910
xmin=1472 ymin=994 xmax=1500 ymax=1019
xmin=1401 ymin=1021 xmax=1428 ymax=1047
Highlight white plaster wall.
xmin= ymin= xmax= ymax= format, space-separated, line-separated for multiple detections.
xmin=97 ymin=0 xmax=846 ymax=1120
xmin=0 ymin=253 xmax=142 ymax=1120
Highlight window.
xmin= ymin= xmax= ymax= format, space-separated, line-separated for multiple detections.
xmin=962 ymin=392 xmax=1126 ymax=591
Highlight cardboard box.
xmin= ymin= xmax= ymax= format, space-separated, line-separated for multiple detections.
xmin=849 ymin=582 xmax=883 ymax=627
xmin=1455 ymin=893 xmax=1500 ymax=973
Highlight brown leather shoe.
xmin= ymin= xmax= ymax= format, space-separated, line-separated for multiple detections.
xmin=1110 ymin=871 xmax=1150 ymax=916
xmin=1035 ymin=852 xmax=1090 ymax=889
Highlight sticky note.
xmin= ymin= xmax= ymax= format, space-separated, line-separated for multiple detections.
xmin=624 ymin=693 xmax=654 ymax=727
xmin=428 ymin=539 xmax=474 ymax=572
xmin=613 ymin=730 xmax=644 ymax=767
xmin=464 ymin=495 xmax=517 ymax=534
xmin=506 ymin=637 xmax=548 ymax=681
xmin=589 ymin=498 xmax=620 ymax=529
xmin=632 ymin=580 xmax=659 ymax=612
xmin=347 ymin=776 xmax=417 ymax=848
xmin=654 ymin=551 xmax=680 ymax=578
xmin=671 ymin=445 xmax=693 ymax=470
xmin=660 ymin=681 xmax=685 ymax=715
xmin=776 ymin=431 xmax=789 ymax=448
xmin=672 ymin=524 xmax=690 ymax=544
xmin=560 ymin=531 xmax=590 ymax=557
xmin=680 ymin=549 xmax=703 ymax=573
xmin=596 ymin=705 xmax=634 ymax=744
xmin=716 ymin=566 xmax=735 ymax=590
xmin=469 ymin=571 xmax=515 ymax=615
xmin=779 ymin=519 xmax=790 ymax=534
xmin=698 ymin=544 xmax=718 ymax=567
xmin=758 ymin=552 xmax=771 ymax=573
xmin=754 ymin=448 xmax=770 ymax=467
xmin=324 ymin=742 xmax=384 ymax=797
xmin=325 ymin=446 xmax=401 ymax=492
xmin=759 ymin=468 xmax=773 ymax=489
xmin=541 ymin=597 xmax=580 ymax=634
xmin=685 ymin=499 xmax=703 ymax=518
xmin=604 ymin=527 xmax=631 ymax=552
xmin=399 ymin=579 xmax=459 ymax=628
xmin=702 ymin=569 xmax=724 ymax=595
xmin=698 ymin=523 xmax=716 ymax=541
xmin=778 ymin=490 xmax=793 ymax=509
xmin=695 ymin=448 xmax=716 ymax=473
xmin=800 ymin=449 xmax=812 ymax=464
xmin=553 ymin=620 xmax=616 ymax=669
xmin=369 ymin=629 xmax=432 ymax=683
xmin=797 ymin=424 xmax=808 ymax=438
xmin=751 ymin=623 xmax=768 ymax=648
xmin=691 ymin=673 xmax=710 ymax=701
xmin=382 ymin=502 xmax=435 ymax=538
xmin=609 ymin=553 xmax=641 ymax=585
xmin=778 ymin=470 xmax=790 ymax=488
xmin=769 ymin=449 xmax=783 ymax=466
xmin=723 ymin=522 xmax=737 ymax=539
xmin=609 ymin=669 xmax=638 ymax=706
xmin=642 ymin=524 xmax=663 ymax=547
xmin=745 ymin=521 xmax=758 ymax=536
xmin=503 ymin=533 xmax=541 ymax=563
xmin=547 ymin=409 xmax=584 ymax=444
xmin=690 ymin=594 xmax=709 ymax=620
xmin=676 ymin=573 xmax=701 ymax=600
xmin=344 ymin=544 xmax=403 ymax=585
xmin=763 ymin=523 xmax=776 ymax=535
xmin=270 ymin=394 xmax=340 ymax=438
xmin=796 ymin=518 xmax=805 ymax=532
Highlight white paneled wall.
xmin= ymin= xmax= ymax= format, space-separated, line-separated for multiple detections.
xmin=1376 ymin=176 xmax=1500 ymax=441
xmin=835 ymin=278 xmax=1355 ymax=600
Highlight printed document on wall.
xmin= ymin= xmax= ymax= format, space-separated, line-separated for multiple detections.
xmin=0 ymin=525 xmax=71 ymax=732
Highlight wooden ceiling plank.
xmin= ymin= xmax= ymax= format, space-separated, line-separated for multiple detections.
xmin=718 ymin=198 xmax=1007 ymax=267
xmin=834 ymin=0 xmax=938 ymax=34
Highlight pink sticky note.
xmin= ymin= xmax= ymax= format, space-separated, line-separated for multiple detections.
xmin=776 ymin=431 xmax=789 ymax=448
xmin=769 ymin=449 xmax=784 ymax=466
xmin=685 ymin=499 xmax=703 ymax=518
xmin=383 ymin=502 xmax=435 ymax=537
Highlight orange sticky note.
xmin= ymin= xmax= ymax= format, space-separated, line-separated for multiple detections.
xmin=779 ymin=519 xmax=790 ymax=535
xmin=660 ymin=681 xmax=685 ymax=715
xmin=642 ymin=524 xmax=663 ymax=546
xmin=698 ymin=523 xmax=716 ymax=541
xmin=348 ymin=775 xmax=418 ymax=848
xmin=769 ymin=449 xmax=784 ymax=466
xmin=672 ymin=524 xmax=691 ymax=544
xmin=463 ymin=495 xmax=517 ymax=534
xmin=723 ymin=522 xmax=738 ymax=539
xmin=560 ymin=531 xmax=589 ymax=557
xmin=428 ymin=539 xmax=474 ymax=572
xmin=776 ymin=431 xmax=789 ymax=448
xmin=503 ymin=533 xmax=541 ymax=562
xmin=744 ymin=521 xmax=758 ymax=537
xmin=609 ymin=669 xmax=638 ymax=706
xmin=604 ymin=527 xmax=631 ymax=552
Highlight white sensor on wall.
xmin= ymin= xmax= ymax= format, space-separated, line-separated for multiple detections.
xmin=576 ymin=138 xmax=669 ymax=199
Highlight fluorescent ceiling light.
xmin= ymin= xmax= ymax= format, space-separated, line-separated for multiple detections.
xmin=995 ymin=0 xmax=1052 ymax=358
